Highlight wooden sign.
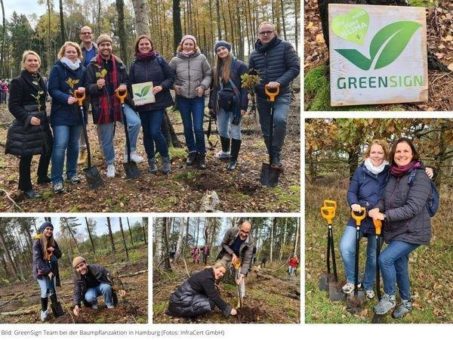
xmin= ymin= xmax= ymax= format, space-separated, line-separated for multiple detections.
xmin=328 ymin=4 xmax=428 ymax=107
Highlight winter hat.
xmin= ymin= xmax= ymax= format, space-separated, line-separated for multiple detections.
xmin=180 ymin=34 xmax=197 ymax=46
xmin=214 ymin=40 xmax=232 ymax=52
xmin=72 ymin=256 xmax=87 ymax=268
xmin=38 ymin=222 xmax=53 ymax=234
xmin=96 ymin=34 xmax=113 ymax=46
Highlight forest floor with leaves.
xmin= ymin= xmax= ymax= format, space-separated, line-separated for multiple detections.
xmin=152 ymin=260 xmax=300 ymax=324
xmin=305 ymin=175 xmax=453 ymax=323
xmin=0 ymin=96 xmax=300 ymax=212
xmin=0 ymin=246 xmax=148 ymax=323
xmin=304 ymin=0 xmax=453 ymax=111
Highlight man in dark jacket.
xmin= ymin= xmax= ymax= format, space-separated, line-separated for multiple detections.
xmin=216 ymin=220 xmax=254 ymax=284
xmin=85 ymin=34 xmax=143 ymax=178
xmin=71 ymin=257 xmax=125 ymax=316
xmin=249 ymin=22 xmax=300 ymax=170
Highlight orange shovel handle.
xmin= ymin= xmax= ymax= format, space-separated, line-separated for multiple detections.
xmin=115 ymin=89 xmax=128 ymax=104
xmin=373 ymin=219 xmax=382 ymax=236
xmin=351 ymin=207 xmax=367 ymax=227
xmin=74 ymin=90 xmax=86 ymax=106
xmin=264 ymin=84 xmax=280 ymax=102
xmin=323 ymin=200 xmax=337 ymax=211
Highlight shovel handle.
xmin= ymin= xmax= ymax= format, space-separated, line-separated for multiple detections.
xmin=264 ymin=84 xmax=280 ymax=102
xmin=75 ymin=90 xmax=86 ymax=106
xmin=115 ymin=89 xmax=128 ymax=104
xmin=373 ymin=219 xmax=382 ymax=236
xmin=351 ymin=208 xmax=367 ymax=227
xmin=321 ymin=206 xmax=335 ymax=224
xmin=323 ymin=200 xmax=337 ymax=212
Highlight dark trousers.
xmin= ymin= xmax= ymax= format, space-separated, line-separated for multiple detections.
xmin=18 ymin=151 xmax=51 ymax=191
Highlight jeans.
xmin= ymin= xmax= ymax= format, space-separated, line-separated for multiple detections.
xmin=84 ymin=283 xmax=114 ymax=307
xmin=339 ymin=225 xmax=377 ymax=290
xmin=177 ymin=96 xmax=205 ymax=153
xmin=217 ymin=108 xmax=241 ymax=140
xmin=257 ymin=93 xmax=290 ymax=157
xmin=96 ymin=104 xmax=141 ymax=165
xmin=379 ymin=240 xmax=419 ymax=300
xmin=139 ymin=110 xmax=168 ymax=159
xmin=37 ymin=276 xmax=56 ymax=298
xmin=51 ymin=124 xmax=82 ymax=184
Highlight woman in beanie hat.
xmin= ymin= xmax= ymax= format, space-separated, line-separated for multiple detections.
xmin=169 ymin=35 xmax=212 ymax=169
xmin=208 ymin=41 xmax=248 ymax=170
xmin=32 ymin=221 xmax=63 ymax=321
xmin=129 ymin=35 xmax=175 ymax=174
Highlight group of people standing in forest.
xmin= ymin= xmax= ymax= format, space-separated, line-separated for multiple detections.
xmin=5 ymin=22 xmax=299 ymax=199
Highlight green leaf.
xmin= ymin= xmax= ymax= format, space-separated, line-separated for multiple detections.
xmin=334 ymin=49 xmax=372 ymax=70
xmin=134 ymin=92 xmax=141 ymax=97
xmin=140 ymin=85 xmax=151 ymax=97
xmin=369 ymin=21 xmax=421 ymax=70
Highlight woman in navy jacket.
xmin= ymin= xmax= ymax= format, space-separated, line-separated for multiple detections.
xmin=48 ymin=41 xmax=86 ymax=193
xmin=128 ymin=35 xmax=175 ymax=174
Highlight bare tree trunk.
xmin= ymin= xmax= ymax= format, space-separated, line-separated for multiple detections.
xmin=279 ymin=218 xmax=288 ymax=261
xmin=46 ymin=0 xmax=52 ymax=74
xmin=142 ymin=217 xmax=148 ymax=245
xmin=215 ymin=0 xmax=222 ymax=40
xmin=0 ymin=223 xmax=18 ymax=277
xmin=269 ymin=218 xmax=275 ymax=262
xmin=293 ymin=218 xmax=299 ymax=257
xmin=115 ymin=0 xmax=128 ymax=65
xmin=294 ymin=0 xmax=299 ymax=51
xmin=162 ymin=218 xmax=172 ymax=271
xmin=119 ymin=218 xmax=129 ymax=260
xmin=131 ymin=0 xmax=150 ymax=36
xmin=58 ymin=0 xmax=65 ymax=46
xmin=0 ymin=0 xmax=5 ymax=76
xmin=84 ymin=217 xmax=96 ymax=254
xmin=126 ymin=218 xmax=134 ymax=245
xmin=97 ymin=0 xmax=101 ymax=37
xmin=106 ymin=217 xmax=116 ymax=252
xmin=174 ymin=218 xmax=185 ymax=262
xmin=280 ymin=0 xmax=287 ymax=41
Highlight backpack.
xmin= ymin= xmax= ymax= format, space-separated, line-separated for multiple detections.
xmin=408 ymin=169 xmax=440 ymax=217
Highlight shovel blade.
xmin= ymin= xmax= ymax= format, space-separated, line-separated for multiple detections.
xmin=51 ymin=302 xmax=65 ymax=317
xmin=328 ymin=281 xmax=346 ymax=301
xmin=260 ymin=163 xmax=280 ymax=187
xmin=346 ymin=290 xmax=366 ymax=314
xmin=123 ymin=162 xmax=140 ymax=179
xmin=84 ymin=166 xmax=104 ymax=189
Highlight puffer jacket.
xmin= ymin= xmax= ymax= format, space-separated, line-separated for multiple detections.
xmin=6 ymin=70 xmax=53 ymax=156
xmin=216 ymin=227 xmax=254 ymax=275
xmin=248 ymin=37 xmax=300 ymax=99
xmin=169 ymin=51 xmax=212 ymax=99
xmin=32 ymin=238 xmax=62 ymax=287
xmin=72 ymin=264 xmax=113 ymax=307
xmin=167 ymin=268 xmax=231 ymax=317
xmin=347 ymin=162 xmax=390 ymax=235
xmin=378 ymin=169 xmax=432 ymax=245
xmin=48 ymin=60 xmax=86 ymax=126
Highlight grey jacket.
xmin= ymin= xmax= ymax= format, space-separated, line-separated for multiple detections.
xmin=169 ymin=51 xmax=212 ymax=99
xmin=72 ymin=264 xmax=112 ymax=307
xmin=216 ymin=227 xmax=254 ymax=275
xmin=378 ymin=169 xmax=432 ymax=245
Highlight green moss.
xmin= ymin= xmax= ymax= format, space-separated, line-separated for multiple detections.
xmin=168 ymin=147 xmax=186 ymax=160
xmin=270 ymin=185 xmax=300 ymax=210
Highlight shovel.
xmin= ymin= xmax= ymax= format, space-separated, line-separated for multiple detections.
xmin=233 ymin=257 xmax=245 ymax=308
xmin=115 ymin=89 xmax=140 ymax=179
xmin=372 ymin=219 xmax=386 ymax=323
xmin=47 ymin=274 xmax=64 ymax=318
xmin=347 ymin=207 xmax=367 ymax=314
xmin=75 ymin=90 xmax=104 ymax=189
xmin=260 ymin=84 xmax=280 ymax=187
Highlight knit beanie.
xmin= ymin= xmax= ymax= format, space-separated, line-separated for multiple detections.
xmin=180 ymin=35 xmax=197 ymax=46
xmin=72 ymin=256 xmax=87 ymax=268
xmin=214 ymin=40 xmax=232 ymax=52
xmin=38 ymin=222 xmax=53 ymax=234
xmin=96 ymin=34 xmax=113 ymax=45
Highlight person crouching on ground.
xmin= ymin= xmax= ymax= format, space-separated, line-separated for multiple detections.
xmin=166 ymin=261 xmax=237 ymax=318
xmin=72 ymin=256 xmax=125 ymax=316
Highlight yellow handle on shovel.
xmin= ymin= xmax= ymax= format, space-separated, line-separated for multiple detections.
xmin=75 ymin=90 xmax=86 ymax=106
xmin=351 ymin=208 xmax=367 ymax=227
xmin=115 ymin=89 xmax=128 ymax=104
xmin=373 ymin=219 xmax=382 ymax=236
xmin=321 ymin=206 xmax=335 ymax=225
xmin=264 ymin=84 xmax=280 ymax=102
xmin=323 ymin=200 xmax=337 ymax=211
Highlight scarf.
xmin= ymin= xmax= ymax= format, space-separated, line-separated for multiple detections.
xmin=60 ymin=57 xmax=81 ymax=71
xmin=255 ymin=36 xmax=279 ymax=53
xmin=364 ymin=158 xmax=388 ymax=175
xmin=390 ymin=160 xmax=421 ymax=177
xmin=135 ymin=51 xmax=157 ymax=61
xmin=180 ymin=50 xmax=195 ymax=57
xmin=95 ymin=54 xmax=121 ymax=124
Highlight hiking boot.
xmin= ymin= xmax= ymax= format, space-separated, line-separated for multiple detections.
xmin=392 ymin=299 xmax=412 ymax=319
xmin=197 ymin=153 xmax=207 ymax=170
xmin=106 ymin=164 xmax=115 ymax=178
xmin=124 ymin=151 xmax=144 ymax=163
xmin=67 ymin=175 xmax=81 ymax=184
xmin=78 ymin=148 xmax=88 ymax=165
xmin=37 ymin=176 xmax=51 ymax=185
xmin=218 ymin=136 xmax=231 ymax=160
xmin=342 ymin=282 xmax=355 ymax=295
xmin=24 ymin=189 xmax=41 ymax=199
xmin=217 ymin=150 xmax=231 ymax=160
xmin=148 ymin=158 xmax=158 ymax=174
xmin=40 ymin=310 xmax=48 ymax=322
xmin=271 ymin=152 xmax=283 ymax=170
xmin=366 ymin=290 xmax=375 ymax=299
xmin=186 ymin=151 xmax=197 ymax=166
xmin=374 ymin=294 xmax=396 ymax=315
xmin=52 ymin=182 xmax=64 ymax=194
xmin=227 ymin=139 xmax=241 ymax=171
xmin=161 ymin=157 xmax=171 ymax=174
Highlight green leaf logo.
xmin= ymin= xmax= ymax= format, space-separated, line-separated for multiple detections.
xmin=335 ymin=21 xmax=421 ymax=70
xmin=134 ymin=92 xmax=141 ymax=97
xmin=140 ymin=85 xmax=151 ymax=97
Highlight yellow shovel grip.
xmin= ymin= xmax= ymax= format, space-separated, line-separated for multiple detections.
xmin=351 ymin=207 xmax=367 ymax=226
xmin=264 ymin=84 xmax=280 ymax=102
xmin=115 ymin=89 xmax=128 ymax=104
xmin=75 ymin=90 xmax=86 ymax=106
xmin=323 ymin=200 xmax=337 ymax=211
xmin=321 ymin=206 xmax=335 ymax=224
xmin=373 ymin=219 xmax=382 ymax=236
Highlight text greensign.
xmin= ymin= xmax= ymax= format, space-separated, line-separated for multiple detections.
xmin=328 ymin=4 xmax=428 ymax=107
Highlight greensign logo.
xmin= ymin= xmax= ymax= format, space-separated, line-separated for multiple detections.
xmin=334 ymin=20 xmax=421 ymax=71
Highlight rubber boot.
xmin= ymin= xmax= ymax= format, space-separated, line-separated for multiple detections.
xmin=148 ymin=158 xmax=157 ymax=174
xmin=40 ymin=297 xmax=49 ymax=321
xmin=161 ymin=156 xmax=171 ymax=174
xmin=198 ymin=153 xmax=207 ymax=170
xmin=218 ymin=136 xmax=231 ymax=160
xmin=227 ymin=139 xmax=241 ymax=171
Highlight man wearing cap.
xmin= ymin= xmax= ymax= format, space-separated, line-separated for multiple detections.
xmin=85 ymin=33 xmax=143 ymax=178
xmin=248 ymin=22 xmax=300 ymax=170
xmin=72 ymin=257 xmax=124 ymax=316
